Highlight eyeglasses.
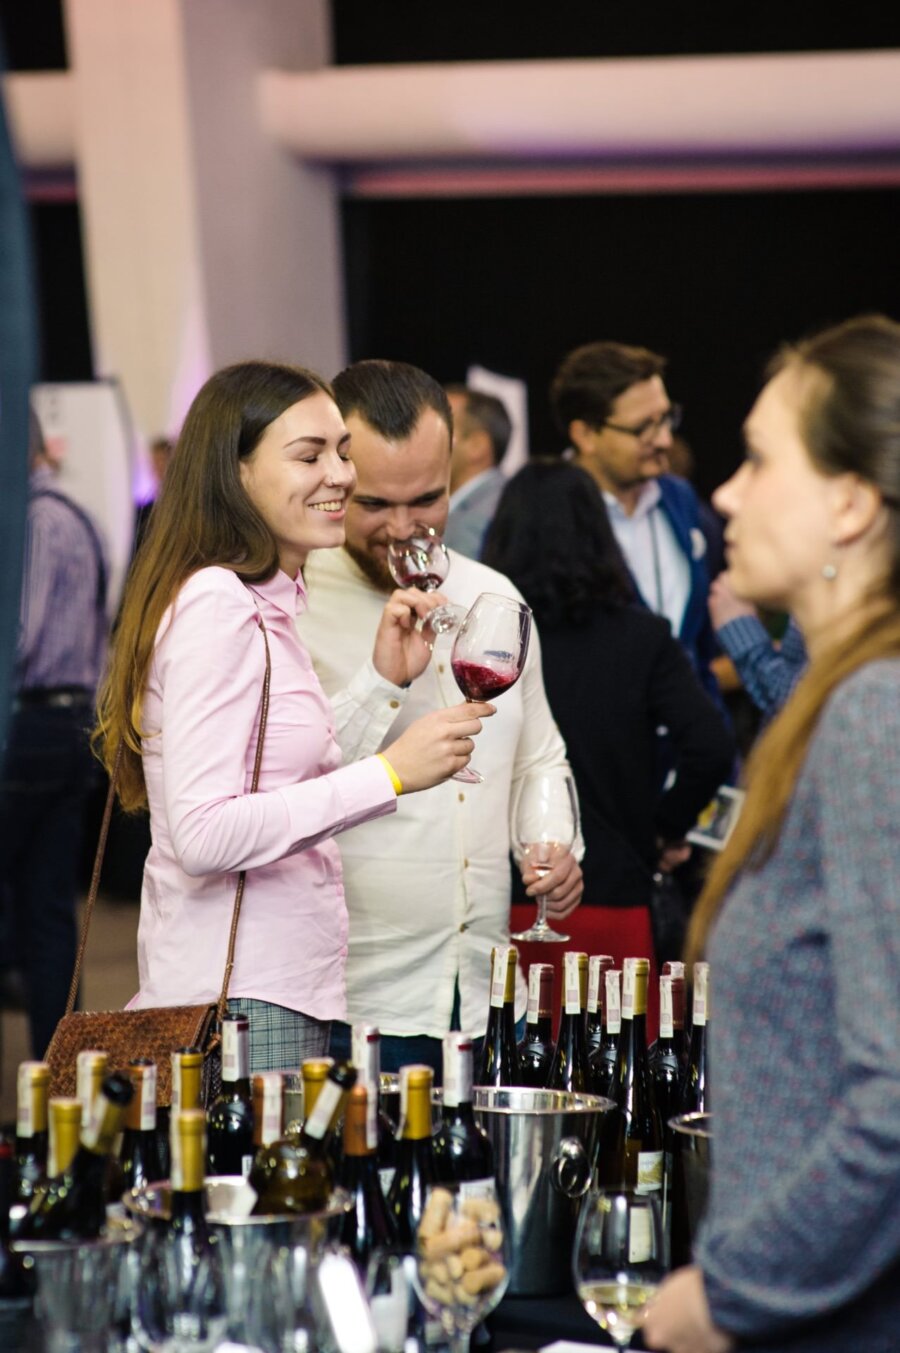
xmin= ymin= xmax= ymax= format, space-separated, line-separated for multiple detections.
xmin=602 ymin=403 xmax=682 ymax=444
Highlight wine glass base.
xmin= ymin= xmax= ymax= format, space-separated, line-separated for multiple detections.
xmin=452 ymin=765 xmax=484 ymax=784
xmin=510 ymin=925 xmax=570 ymax=942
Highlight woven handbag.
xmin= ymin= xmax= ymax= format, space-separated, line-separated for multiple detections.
xmin=45 ymin=615 xmax=271 ymax=1107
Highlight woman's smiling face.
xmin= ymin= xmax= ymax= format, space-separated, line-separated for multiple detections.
xmin=239 ymin=390 xmax=356 ymax=576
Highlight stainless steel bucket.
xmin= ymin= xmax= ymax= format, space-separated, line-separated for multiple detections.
xmin=669 ymin=1111 xmax=712 ymax=1268
xmin=473 ymin=1087 xmax=614 ymax=1296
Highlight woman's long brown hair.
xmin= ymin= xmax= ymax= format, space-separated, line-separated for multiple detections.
xmin=685 ymin=316 xmax=900 ymax=965
xmin=94 ymin=361 xmax=332 ymax=812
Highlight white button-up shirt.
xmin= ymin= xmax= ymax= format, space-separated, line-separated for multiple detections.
xmin=604 ymin=482 xmax=691 ymax=637
xmin=297 ymin=546 xmax=578 ymax=1038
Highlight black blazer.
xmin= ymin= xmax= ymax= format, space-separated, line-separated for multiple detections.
xmin=538 ymin=602 xmax=734 ymax=908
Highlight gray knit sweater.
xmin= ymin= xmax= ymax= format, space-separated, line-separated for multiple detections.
xmin=696 ymin=658 xmax=900 ymax=1352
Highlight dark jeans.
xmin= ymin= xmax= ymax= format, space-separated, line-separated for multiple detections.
xmin=0 ymin=703 xmax=95 ymax=1056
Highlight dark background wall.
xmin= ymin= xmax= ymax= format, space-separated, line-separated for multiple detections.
xmin=333 ymin=3 xmax=900 ymax=495
xmin=4 ymin=1 xmax=900 ymax=495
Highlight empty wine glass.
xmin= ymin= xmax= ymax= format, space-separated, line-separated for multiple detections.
xmin=386 ymin=523 xmax=463 ymax=646
xmin=510 ymin=773 xmax=580 ymax=943
xmin=449 ymin=592 xmax=532 ymax=784
xmin=413 ymin=1183 xmax=509 ymax=1353
xmin=573 ymin=1188 xmax=663 ymax=1349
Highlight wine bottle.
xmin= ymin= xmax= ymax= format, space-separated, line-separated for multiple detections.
xmin=0 ymin=1138 xmax=35 ymax=1302
xmin=589 ymin=968 xmax=622 ymax=1099
xmin=351 ymin=1024 xmax=397 ymax=1195
xmin=142 ymin=1109 xmax=227 ymax=1350
xmin=586 ymin=955 xmax=615 ymax=1056
xmin=338 ymin=1084 xmax=398 ymax=1270
xmin=14 ymin=1061 xmax=49 ymax=1206
xmin=679 ymin=961 xmax=710 ymax=1114
xmin=206 ymin=1013 xmax=254 ymax=1178
xmin=547 ymin=951 xmax=590 ymax=1093
xmin=301 ymin=1056 xmax=343 ymax=1173
xmin=157 ymin=1044 xmax=204 ymax=1180
xmin=76 ymin=1049 xmax=109 ymax=1127
xmin=478 ymin=946 xmax=521 ymax=1086
xmin=650 ymin=977 xmax=682 ymax=1138
xmin=516 ymin=963 xmax=555 ymax=1087
xmin=434 ymin=1033 xmax=494 ymax=1189
xmin=251 ymin=1063 xmax=355 ymax=1216
xmin=47 ymin=1097 xmax=82 ymax=1178
xmin=119 ymin=1058 xmax=162 ymax=1193
xmin=597 ymin=957 xmax=663 ymax=1198
xmin=387 ymin=1064 xmax=438 ymax=1247
xmin=662 ymin=961 xmax=689 ymax=1070
xmin=18 ymin=1071 xmax=134 ymax=1240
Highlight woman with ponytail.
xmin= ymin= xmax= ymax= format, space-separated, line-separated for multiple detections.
xmin=645 ymin=315 xmax=900 ymax=1353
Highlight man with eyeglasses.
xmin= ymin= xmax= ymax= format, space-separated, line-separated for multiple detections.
xmin=550 ymin=340 xmax=720 ymax=703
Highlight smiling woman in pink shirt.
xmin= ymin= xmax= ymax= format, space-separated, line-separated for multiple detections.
xmin=95 ymin=362 xmax=491 ymax=1070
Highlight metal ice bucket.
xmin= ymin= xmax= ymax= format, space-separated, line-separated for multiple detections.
xmin=123 ymin=1176 xmax=352 ymax=1347
xmin=473 ymin=1087 xmax=614 ymax=1296
xmin=669 ymin=1111 xmax=712 ymax=1268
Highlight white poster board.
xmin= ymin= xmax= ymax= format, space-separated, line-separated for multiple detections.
xmin=31 ymin=379 xmax=136 ymax=616
xmin=465 ymin=364 xmax=529 ymax=478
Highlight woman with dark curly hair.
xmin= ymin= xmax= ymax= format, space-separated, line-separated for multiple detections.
xmin=483 ymin=459 xmax=732 ymax=1026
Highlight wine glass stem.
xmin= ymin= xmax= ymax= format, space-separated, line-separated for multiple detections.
xmin=449 ymin=1331 xmax=472 ymax=1353
xmin=535 ymin=894 xmax=549 ymax=928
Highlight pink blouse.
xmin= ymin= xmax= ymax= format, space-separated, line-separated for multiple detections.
xmin=131 ymin=565 xmax=397 ymax=1019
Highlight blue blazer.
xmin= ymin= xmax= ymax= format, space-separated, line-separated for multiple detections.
xmin=640 ymin=475 xmax=721 ymax=705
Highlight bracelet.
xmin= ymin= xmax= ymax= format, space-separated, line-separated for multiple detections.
xmin=376 ymin=753 xmax=404 ymax=796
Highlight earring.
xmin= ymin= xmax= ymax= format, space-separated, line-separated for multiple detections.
xmin=822 ymin=562 xmax=838 ymax=581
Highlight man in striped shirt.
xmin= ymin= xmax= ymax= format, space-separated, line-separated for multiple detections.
xmin=0 ymin=410 xmax=108 ymax=1056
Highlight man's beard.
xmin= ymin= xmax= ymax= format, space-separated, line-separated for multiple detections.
xmin=344 ymin=539 xmax=394 ymax=593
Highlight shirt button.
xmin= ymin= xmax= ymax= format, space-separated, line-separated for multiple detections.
xmin=463 ymin=858 xmax=469 ymax=868
xmin=458 ymin=793 xmax=465 ymax=802
xmin=389 ymin=699 xmax=400 ymax=709
xmin=438 ymin=664 xmax=445 ymax=674
xmin=459 ymin=922 xmax=469 ymax=933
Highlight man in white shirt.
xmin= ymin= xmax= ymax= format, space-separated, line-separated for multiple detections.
xmin=550 ymin=341 xmax=720 ymax=703
xmin=298 ymin=359 xmax=582 ymax=1075
xmin=443 ymin=386 xmax=510 ymax=560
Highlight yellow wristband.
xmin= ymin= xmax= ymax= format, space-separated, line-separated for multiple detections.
xmin=376 ymin=753 xmax=403 ymax=796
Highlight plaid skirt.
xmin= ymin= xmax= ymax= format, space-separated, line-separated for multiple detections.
xmin=226 ymin=997 xmax=331 ymax=1073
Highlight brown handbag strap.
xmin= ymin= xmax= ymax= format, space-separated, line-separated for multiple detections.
xmin=65 ymin=612 xmax=272 ymax=1019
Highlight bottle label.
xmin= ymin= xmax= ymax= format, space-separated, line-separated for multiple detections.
xmin=635 ymin=1149 xmax=664 ymax=1196
xmin=241 ymin=1153 xmax=254 ymax=1178
xmin=526 ymin=966 xmax=542 ymax=1023
xmin=442 ymin=1035 xmax=473 ymax=1108
xmin=564 ymin=952 xmax=581 ymax=1014
xmin=587 ymin=958 xmax=601 ymax=1014
xmin=306 ymin=1078 xmax=342 ymax=1140
xmin=378 ymin=1166 xmax=396 ymax=1198
xmin=659 ymin=977 xmax=674 ymax=1041
xmin=222 ymin=1019 xmax=250 ymax=1082
xmin=138 ymin=1064 xmax=157 ymax=1131
xmin=693 ymin=962 xmax=709 ymax=1027
xmin=605 ymin=970 xmax=621 ymax=1034
xmin=259 ymin=1072 xmax=284 ymax=1146
xmin=621 ymin=962 xmax=636 ymax=1021
xmin=459 ymin=1176 xmax=496 ymax=1202
xmin=628 ymin=1204 xmax=653 ymax=1264
xmin=490 ymin=948 xmax=511 ymax=1008
xmin=351 ymin=1025 xmax=381 ymax=1151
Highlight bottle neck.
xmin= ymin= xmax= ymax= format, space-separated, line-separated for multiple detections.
xmin=524 ymin=1013 xmax=553 ymax=1041
xmin=399 ymin=1078 xmax=432 ymax=1143
xmin=221 ymin=1020 xmax=251 ymax=1087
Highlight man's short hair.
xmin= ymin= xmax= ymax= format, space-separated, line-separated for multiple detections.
xmin=445 ymin=385 xmax=512 ymax=467
xmin=332 ymin=359 xmax=452 ymax=443
xmin=550 ymin=342 xmax=668 ymax=436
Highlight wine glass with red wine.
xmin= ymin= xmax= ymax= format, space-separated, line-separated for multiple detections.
xmin=386 ymin=524 xmax=463 ymax=645
xmin=449 ymin=592 xmax=532 ymax=784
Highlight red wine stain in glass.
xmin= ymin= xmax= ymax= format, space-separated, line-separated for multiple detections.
xmin=451 ymin=658 xmax=523 ymax=700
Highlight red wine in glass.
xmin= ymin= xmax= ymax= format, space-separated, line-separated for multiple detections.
xmin=386 ymin=525 xmax=460 ymax=643
xmin=449 ymin=592 xmax=531 ymax=784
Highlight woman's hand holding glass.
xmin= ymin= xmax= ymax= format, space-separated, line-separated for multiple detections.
xmin=512 ymin=772 xmax=582 ymax=942
xmin=381 ymin=701 xmax=495 ymax=793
